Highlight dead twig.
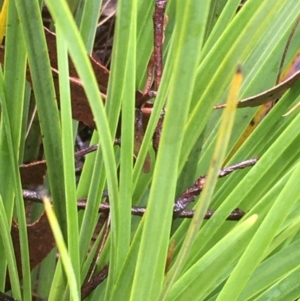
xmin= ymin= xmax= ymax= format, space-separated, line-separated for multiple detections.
xmin=173 ymin=158 xmax=258 ymax=216
xmin=84 ymin=215 xmax=111 ymax=284
xmin=142 ymin=0 xmax=168 ymax=95
xmin=23 ymin=158 xmax=257 ymax=221
xmin=23 ymin=191 xmax=246 ymax=221
xmin=81 ymin=264 xmax=109 ymax=299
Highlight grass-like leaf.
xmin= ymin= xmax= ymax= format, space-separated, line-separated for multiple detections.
xmin=160 ymin=65 xmax=242 ymax=300
xmin=0 ymin=1 xmax=299 ymax=300
xmin=56 ymin=27 xmax=81 ymax=289
xmin=43 ymin=197 xmax=80 ymax=301
xmin=13 ymin=0 xmax=67 ymax=234
xmin=0 ymin=195 xmax=21 ymax=300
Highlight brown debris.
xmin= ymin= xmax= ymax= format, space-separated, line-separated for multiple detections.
xmin=7 ymin=212 xmax=55 ymax=290
xmin=20 ymin=160 xmax=47 ymax=186
xmin=44 ymin=28 xmax=109 ymax=128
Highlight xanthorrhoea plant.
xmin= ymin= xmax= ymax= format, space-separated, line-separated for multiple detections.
xmin=0 ymin=0 xmax=299 ymax=300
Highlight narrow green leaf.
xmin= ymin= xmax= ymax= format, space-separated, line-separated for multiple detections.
xmin=204 ymin=0 xmax=229 ymax=42
xmin=180 ymin=0 xmax=299 ymax=174
xmin=0 ymin=0 xmax=27 ymax=286
xmin=43 ymin=0 xmax=120 ymax=291
xmin=253 ymin=267 xmax=300 ymax=301
xmin=202 ymin=0 xmax=241 ymax=57
xmin=166 ymin=215 xmax=258 ymax=301
xmin=0 ymin=195 xmax=21 ymax=300
xmin=160 ymin=66 xmax=242 ymax=300
xmin=238 ymin=237 xmax=300 ymax=300
xmin=13 ymin=0 xmax=67 ymax=234
xmin=0 ymin=64 xmax=31 ymax=300
xmin=216 ymin=160 xmax=300 ymax=301
xmin=78 ymin=0 xmax=102 ymax=52
xmin=130 ymin=1 xmax=211 ymax=300
xmin=44 ymin=197 xmax=80 ymax=301
xmin=56 ymin=27 xmax=80 ymax=289
xmin=104 ymin=0 xmax=137 ymax=296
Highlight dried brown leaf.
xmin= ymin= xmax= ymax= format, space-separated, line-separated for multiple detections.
xmin=20 ymin=160 xmax=47 ymax=186
xmin=6 ymin=212 xmax=55 ymax=290
xmin=44 ymin=27 xmax=109 ymax=127
xmin=215 ymin=69 xmax=300 ymax=109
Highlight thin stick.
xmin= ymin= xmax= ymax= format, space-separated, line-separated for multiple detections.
xmin=143 ymin=0 xmax=168 ymax=95
xmin=81 ymin=264 xmax=109 ymax=299
xmin=85 ymin=215 xmax=111 ymax=283
xmin=153 ymin=0 xmax=168 ymax=90
xmin=173 ymin=158 xmax=258 ymax=215
xmin=179 ymin=208 xmax=245 ymax=220
xmin=23 ymin=191 xmax=245 ymax=221
xmin=23 ymin=157 xmax=256 ymax=221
